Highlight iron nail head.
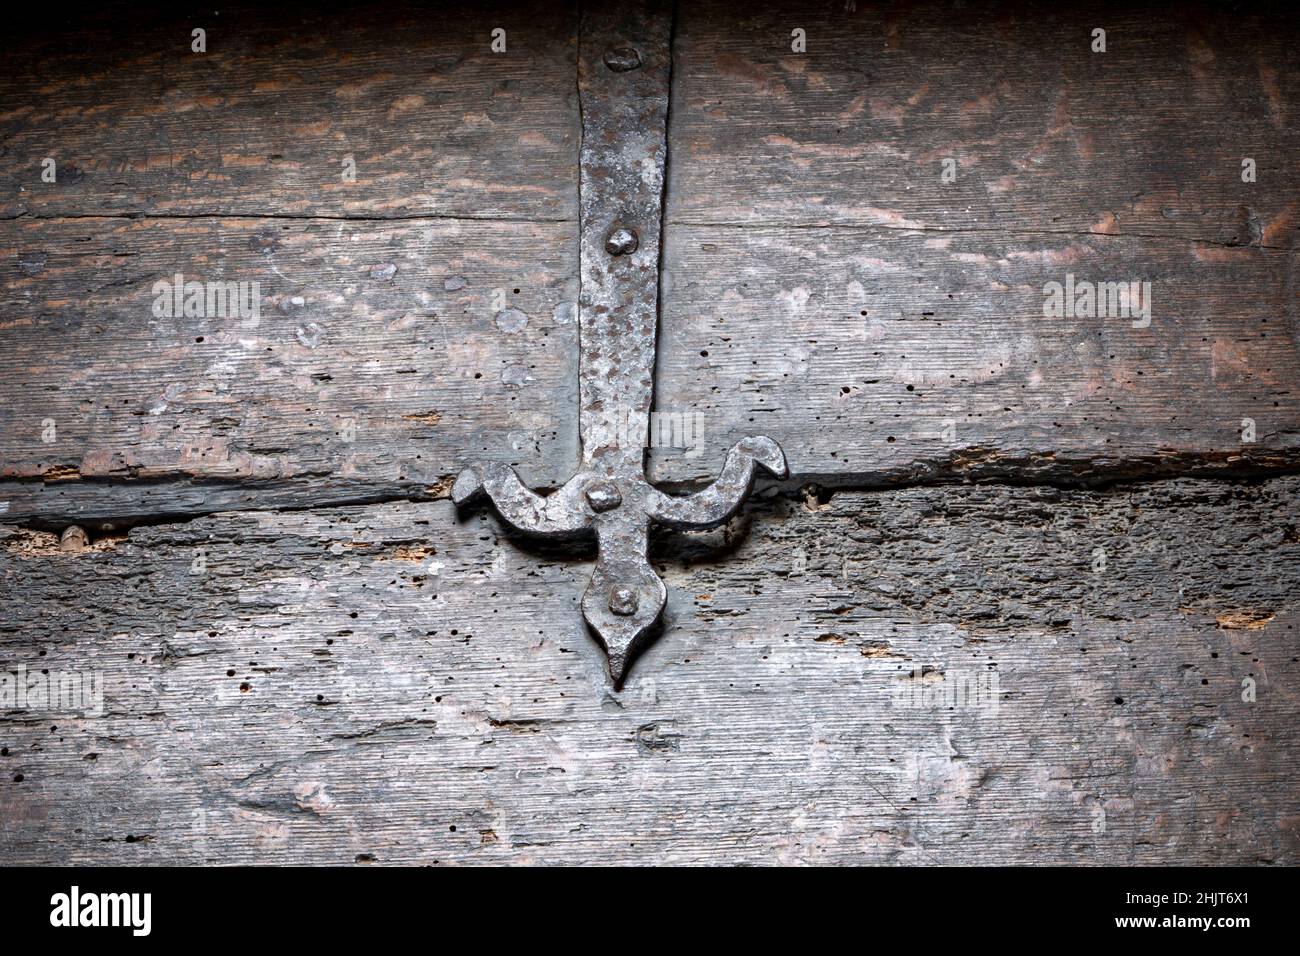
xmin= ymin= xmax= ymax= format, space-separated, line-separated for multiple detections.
xmin=605 ymin=226 xmax=639 ymax=256
xmin=609 ymin=585 xmax=639 ymax=616
xmin=603 ymin=46 xmax=642 ymax=72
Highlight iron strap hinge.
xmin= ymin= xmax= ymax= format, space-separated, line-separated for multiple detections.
xmin=453 ymin=1 xmax=787 ymax=684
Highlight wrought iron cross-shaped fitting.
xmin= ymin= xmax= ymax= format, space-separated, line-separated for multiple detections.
xmin=453 ymin=1 xmax=787 ymax=684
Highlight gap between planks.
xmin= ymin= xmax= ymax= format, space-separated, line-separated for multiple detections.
xmin=5 ymin=462 xmax=1300 ymax=534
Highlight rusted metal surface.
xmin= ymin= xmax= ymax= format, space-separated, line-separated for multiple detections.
xmin=576 ymin=0 xmax=672 ymax=475
xmin=453 ymin=0 xmax=788 ymax=684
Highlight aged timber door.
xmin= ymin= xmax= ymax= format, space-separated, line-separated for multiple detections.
xmin=1 ymin=1 xmax=1298 ymax=865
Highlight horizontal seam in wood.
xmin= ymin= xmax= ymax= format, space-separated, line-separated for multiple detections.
xmin=0 ymin=212 xmax=576 ymax=226
xmin=668 ymin=219 xmax=1296 ymax=252
xmin=4 ymin=462 xmax=1300 ymax=530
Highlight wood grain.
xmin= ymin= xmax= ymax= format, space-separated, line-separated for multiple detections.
xmin=669 ymin=0 xmax=1299 ymax=245
xmin=1 ymin=1 xmax=577 ymax=220
xmin=0 ymin=0 xmax=1297 ymax=869
xmin=5 ymin=216 xmax=1294 ymax=518
xmin=653 ymin=224 xmax=1300 ymax=484
xmin=1 ymin=477 xmax=1295 ymax=864
xmin=0 ymin=215 xmax=579 ymax=525
xmin=2 ymin=0 xmax=1297 ymax=520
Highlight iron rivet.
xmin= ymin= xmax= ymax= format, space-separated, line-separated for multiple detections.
xmin=603 ymin=47 xmax=642 ymax=72
xmin=586 ymin=480 xmax=622 ymax=512
xmin=609 ymin=585 xmax=639 ymax=616
xmin=605 ymin=227 xmax=638 ymax=256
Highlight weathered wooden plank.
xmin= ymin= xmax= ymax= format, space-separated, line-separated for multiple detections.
xmin=653 ymin=224 xmax=1300 ymax=484
xmin=0 ymin=215 xmax=580 ymax=521
xmin=6 ymin=217 xmax=1295 ymax=522
xmin=669 ymin=0 xmax=1299 ymax=245
xmin=2 ymin=476 xmax=1296 ymax=864
xmin=0 ymin=1 xmax=577 ymax=220
xmin=4 ymin=0 xmax=1296 ymax=524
